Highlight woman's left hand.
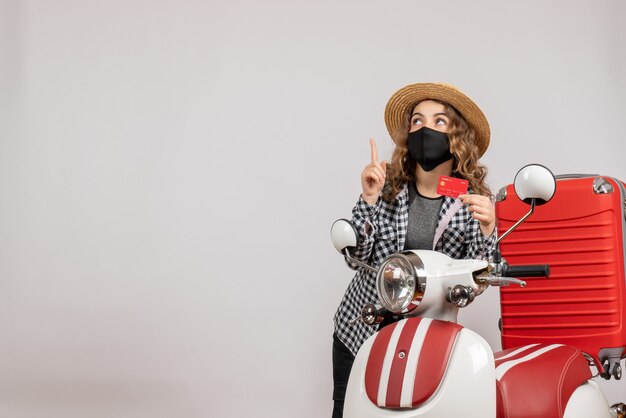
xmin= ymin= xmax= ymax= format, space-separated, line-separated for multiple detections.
xmin=459 ymin=194 xmax=495 ymax=237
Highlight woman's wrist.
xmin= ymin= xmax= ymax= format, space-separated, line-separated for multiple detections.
xmin=361 ymin=193 xmax=379 ymax=206
xmin=480 ymin=222 xmax=495 ymax=237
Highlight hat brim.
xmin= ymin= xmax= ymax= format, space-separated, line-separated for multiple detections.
xmin=384 ymin=83 xmax=490 ymax=157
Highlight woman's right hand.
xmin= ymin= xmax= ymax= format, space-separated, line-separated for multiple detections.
xmin=361 ymin=138 xmax=387 ymax=205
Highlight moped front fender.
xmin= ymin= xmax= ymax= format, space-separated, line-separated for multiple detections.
xmin=344 ymin=326 xmax=496 ymax=418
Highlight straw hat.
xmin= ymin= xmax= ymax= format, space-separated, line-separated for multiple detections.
xmin=384 ymin=82 xmax=490 ymax=157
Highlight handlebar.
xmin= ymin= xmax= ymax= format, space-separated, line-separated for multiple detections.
xmin=503 ymin=264 xmax=550 ymax=278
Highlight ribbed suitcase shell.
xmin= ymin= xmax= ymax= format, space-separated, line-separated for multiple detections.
xmin=496 ymin=175 xmax=626 ymax=367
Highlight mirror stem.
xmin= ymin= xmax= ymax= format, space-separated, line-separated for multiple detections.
xmin=342 ymin=249 xmax=378 ymax=274
xmin=496 ymin=199 xmax=536 ymax=247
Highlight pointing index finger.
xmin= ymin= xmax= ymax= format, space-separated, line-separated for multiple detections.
xmin=370 ymin=138 xmax=378 ymax=163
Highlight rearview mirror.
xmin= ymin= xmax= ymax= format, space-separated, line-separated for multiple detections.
xmin=496 ymin=164 xmax=557 ymax=248
xmin=513 ymin=164 xmax=556 ymax=205
xmin=331 ymin=219 xmax=359 ymax=253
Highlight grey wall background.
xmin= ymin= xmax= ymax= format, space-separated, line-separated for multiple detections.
xmin=1 ymin=0 xmax=625 ymax=417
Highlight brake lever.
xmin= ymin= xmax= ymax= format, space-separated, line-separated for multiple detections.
xmin=477 ymin=275 xmax=527 ymax=287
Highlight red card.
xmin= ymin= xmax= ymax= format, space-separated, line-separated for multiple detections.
xmin=437 ymin=176 xmax=468 ymax=198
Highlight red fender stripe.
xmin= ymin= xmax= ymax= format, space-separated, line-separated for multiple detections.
xmin=365 ymin=318 xmax=463 ymax=409
xmin=365 ymin=321 xmax=401 ymax=405
xmin=385 ymin=318 xmax=422 ymax=407
xmin=412 ymin=320 xmax=463 ymax=405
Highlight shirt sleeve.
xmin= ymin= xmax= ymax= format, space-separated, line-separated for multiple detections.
xmin=465 ymin=218 xmax=496 ymax=260
xmin=344 ymin=195 xmax=381 ymax=270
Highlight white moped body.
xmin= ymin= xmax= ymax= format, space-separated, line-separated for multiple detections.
xmin=343 ymin=251 xmax=613 ymax=418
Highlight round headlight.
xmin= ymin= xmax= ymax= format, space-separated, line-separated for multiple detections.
xmin=376 ymin=252 xmax=427 ymax=314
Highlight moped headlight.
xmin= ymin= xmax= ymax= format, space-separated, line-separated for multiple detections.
xmin=376 ymin=252 xmax=427 ymax=314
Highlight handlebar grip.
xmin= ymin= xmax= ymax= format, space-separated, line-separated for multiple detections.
xmin=504 ymin=264 xmax=550 ymax=278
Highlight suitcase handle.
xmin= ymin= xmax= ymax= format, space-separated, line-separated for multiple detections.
xmin=504 ymin=264 xmax=550 ymax=278
xmin=554 ymin=174 xmax=599 ymax=179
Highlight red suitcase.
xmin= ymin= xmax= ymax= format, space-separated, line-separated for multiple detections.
xmin=496 ymin=174 xmax=626 ymax=378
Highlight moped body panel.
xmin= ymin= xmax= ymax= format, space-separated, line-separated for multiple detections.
xmin=563 ymin=380 xmax=611 ymax=418
xmin=344 ymin=325 xmax=496 ymax=418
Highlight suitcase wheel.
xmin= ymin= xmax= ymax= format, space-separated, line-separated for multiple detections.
xmin=601 ymin=360 xmax=623 ymax=380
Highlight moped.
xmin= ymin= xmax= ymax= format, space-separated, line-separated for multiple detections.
xmin=331 ymin=164 xmax=625 ymax=418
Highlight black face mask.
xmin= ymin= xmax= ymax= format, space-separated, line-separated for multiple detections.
xmin=407 ymin=127 xmax=453 ymax=171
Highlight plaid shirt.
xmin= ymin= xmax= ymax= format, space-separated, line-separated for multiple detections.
xmin=333 ymin=182 xmax=495 ymax=355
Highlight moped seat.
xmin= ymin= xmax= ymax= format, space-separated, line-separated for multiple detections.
xmin=494 ymin=344 xmax=592 ymax=418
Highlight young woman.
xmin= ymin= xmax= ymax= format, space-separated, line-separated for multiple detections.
xmin=332 ymin=83 xmax=496 ymax=418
